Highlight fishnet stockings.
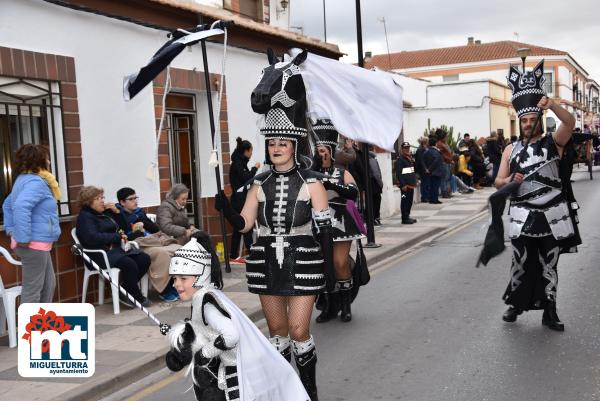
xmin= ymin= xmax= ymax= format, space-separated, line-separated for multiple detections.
xmin=259 ymin=295 xmax=316 ymax=341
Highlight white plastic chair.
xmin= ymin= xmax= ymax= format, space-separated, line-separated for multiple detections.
xmin=0 ymin=246 xmax=22 ymax=348
xmin=71 ymin=228 xmax=148 ymax=315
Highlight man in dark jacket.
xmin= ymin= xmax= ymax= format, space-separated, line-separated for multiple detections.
xmin=395 ymin=142 xmax=417 ymax=224
xmin=423 ymin=136 xmax=445 ymax=204
xmin=368 ymin=148 xmax=384 ymax=225
xmin=414 ymin=137 xmax=428 ymax=202
xmin=486 ymin=131 xmax=502 ymax=181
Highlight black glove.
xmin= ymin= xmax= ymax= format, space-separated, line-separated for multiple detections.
xmin=313 ymin=209 xmax=336 ymax=292
xmin=323 ymin=179 xmax=359 ymax=201
xmin=180 ymin=321 xmax=195 ymax=345
xmin=214 ymin=191 xmax=245 ymax=231
xmin=165 ymin=321 xmax=195 ymax=371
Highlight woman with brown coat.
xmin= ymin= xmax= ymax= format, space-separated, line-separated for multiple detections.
xmin=157 ymin=184 xmax=198 ymax=245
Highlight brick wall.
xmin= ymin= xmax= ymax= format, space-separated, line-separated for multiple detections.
xmin=0 ymin=46 xmax=86 ymax=303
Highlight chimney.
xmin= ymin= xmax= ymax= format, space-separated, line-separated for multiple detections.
xmin=365 ymin=51 xmax=372 ymax=59
xmin=467 ymin=37 xmax=474 ymax=45
xmin=475 ymin=40 xmax=481 ymax=45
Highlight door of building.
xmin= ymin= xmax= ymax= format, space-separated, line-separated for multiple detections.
xmin=166 ymin=93 xmax=201 ymax=227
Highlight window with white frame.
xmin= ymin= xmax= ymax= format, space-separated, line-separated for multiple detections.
xmin=0 ymin=76 xmax=70 ymax=222
xmin=543 ymin=72 xmax=554 ymax=96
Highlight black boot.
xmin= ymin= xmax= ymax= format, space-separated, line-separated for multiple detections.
xmin=338 ymin=279 xmax=353 ymax=322
xmin=269 ymin=335 xmax=292 ymax=363
xmin=502 ymin=306 xmax=522 ymax=322
xmin=315 ymin=293 xmax=339 ymax=323
xmin=293 ymin=337 xmax=318 ymax=401
xmin=542 ymin=301 xmax=565 ymax=331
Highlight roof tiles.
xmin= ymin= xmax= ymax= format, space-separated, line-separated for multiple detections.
xmin=365 ymin=41 xmax=568 ymax=70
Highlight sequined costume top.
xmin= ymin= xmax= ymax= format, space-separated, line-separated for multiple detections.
xmin=245 ymin=166 xmax=326 ymax=296
xmin=319 ymin=166 xmax=365 ymax=242
xmin=508 ymin=135 xmax=574 ymax=240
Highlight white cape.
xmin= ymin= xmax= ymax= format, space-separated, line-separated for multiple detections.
xmin=208 ymin=289 xmax=310 ymax=401
xmin=290 ymin=48 xmax=404 ymax=152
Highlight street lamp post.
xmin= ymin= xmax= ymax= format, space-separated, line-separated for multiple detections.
xmin=377 ymin=17 xmax=392 ymax=70
xmin=516 ymin=47 xmax=531 ymax=73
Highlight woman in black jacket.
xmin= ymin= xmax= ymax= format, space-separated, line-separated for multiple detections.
xmin=75 ymin=186 xmax=151 ymax=308
xmin=228 ymin=137 xmax=260 ymax=262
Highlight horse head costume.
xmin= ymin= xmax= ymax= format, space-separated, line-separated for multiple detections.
xmin=250 ymin=49 xmax=310 ymax=165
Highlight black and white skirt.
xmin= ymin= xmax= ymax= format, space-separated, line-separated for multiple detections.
xmin=245 ymin=235 xmax=326 ymax=296
xmin=331 ymin=201 xmax=365 ymax=242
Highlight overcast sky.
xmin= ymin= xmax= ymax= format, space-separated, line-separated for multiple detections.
xmin=289 ymin=0 xmax=600 ymax=78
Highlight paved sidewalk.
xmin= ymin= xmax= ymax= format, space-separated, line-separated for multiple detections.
xmin=0 ymin=187 xmax=493 ymax=401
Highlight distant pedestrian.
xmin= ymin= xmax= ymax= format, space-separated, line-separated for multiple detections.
xmin=423 ymin=136 xmax=445 ymax=204
xmin=435 ymin=129 xmax=454 ymax=198
xmin=414 ymin=137 xmax=429 ymax=202
xmin=486 ymin=131 xmax=502 ymax=181
xmin=229 ymin=137 xmax=259 ymax=263
xmin=368 ymin=147 xmax=383 ymax=225
xmin=395 ymin=142 xmax=417 ymax=224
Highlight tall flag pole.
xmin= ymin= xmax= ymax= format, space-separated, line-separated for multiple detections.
xmin=355 ymin=0 xmax=380 ymax=248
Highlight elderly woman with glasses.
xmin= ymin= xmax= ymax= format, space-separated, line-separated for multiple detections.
xmin=75 ymin=186 xmax=151 ymax=308
xmin=157 ymin=183 xmax=199 ymax=245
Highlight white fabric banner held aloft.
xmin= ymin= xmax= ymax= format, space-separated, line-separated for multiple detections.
xmin=290 ymin=49 xmax=403 ymax=152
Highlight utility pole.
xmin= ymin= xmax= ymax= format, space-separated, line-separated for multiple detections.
xmin=323 ymin=0 xmax=327 ymax=42
xmin=356 ymin=0 xmax=380 ymax=248
xmin=378 ymin=17 xmax=392 ymax=69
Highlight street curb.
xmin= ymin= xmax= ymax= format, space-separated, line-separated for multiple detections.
xmin=60 ymin=204 xmax=489 ymax=401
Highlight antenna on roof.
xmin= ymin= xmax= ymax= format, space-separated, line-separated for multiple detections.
xmin=513 ymin=32 xmax=520 ymax=40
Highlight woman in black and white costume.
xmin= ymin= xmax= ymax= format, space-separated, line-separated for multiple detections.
xmin=165 ymin=234 xmax=310 ymax=401
xmin=312 ymin=119 xmax=364 ymax=323
xmin=215 ymin=123 xmax=334 ymax=401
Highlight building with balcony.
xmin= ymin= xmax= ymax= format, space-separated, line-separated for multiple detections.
xmin=366 ymin=39 xmax=600 ymax=134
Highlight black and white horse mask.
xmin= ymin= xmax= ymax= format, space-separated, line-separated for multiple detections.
xmin=251 ymin=49 xmax=309 ymax=165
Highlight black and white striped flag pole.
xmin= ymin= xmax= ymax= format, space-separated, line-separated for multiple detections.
xmin=71 ymin=244 xmax=171 ymax=335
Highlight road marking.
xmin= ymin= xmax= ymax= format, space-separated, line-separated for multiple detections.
xmin=122 ymin=369 xmax=186 ymax=401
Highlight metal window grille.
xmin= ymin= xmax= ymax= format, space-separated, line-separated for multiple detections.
xmin=0 ymin=77 xmax=70 ymax=222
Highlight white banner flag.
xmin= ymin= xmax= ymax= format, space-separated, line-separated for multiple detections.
xmin=291 ymin=49 xmax=404 ymax=152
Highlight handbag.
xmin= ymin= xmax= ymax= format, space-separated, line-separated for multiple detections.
xmin=350 ymin=239 xmax=370 ymax=302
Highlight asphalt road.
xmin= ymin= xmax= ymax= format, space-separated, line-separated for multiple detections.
xmin=113 ymin=169 xmax=600 ymax=401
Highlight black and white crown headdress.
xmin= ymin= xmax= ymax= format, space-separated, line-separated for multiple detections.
xmin=169 ymin=237 xmax=213 ymax=288
xmin=261 ymin=108 xmax=308 ymax=166
xmin=507 ymin=59 xmax=546 ymax=118
xmin=313 ymin=118 xmax=339 ymax=159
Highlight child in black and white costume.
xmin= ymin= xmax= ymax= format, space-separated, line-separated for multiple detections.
xmin=165 ymin=234 xmax=309 ymax=401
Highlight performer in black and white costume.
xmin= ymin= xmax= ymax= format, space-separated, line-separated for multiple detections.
xmin=312 ymin=119 xmax=364 ymax=323
xmin=165 ymin=235 xmax=310 ymax=401
xmin=215 ymin=49 xmax=334 ymax=401
xmin=495 ymin=60 xmax=576 ymax=330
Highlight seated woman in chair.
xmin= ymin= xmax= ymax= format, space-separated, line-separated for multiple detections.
xmin=75 ymin=186 xmax=151 ymax=308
